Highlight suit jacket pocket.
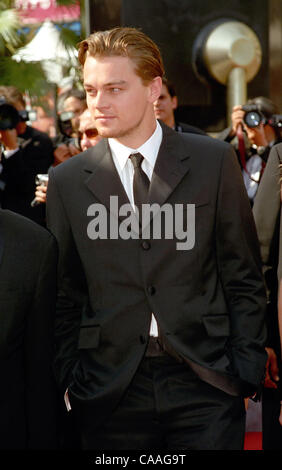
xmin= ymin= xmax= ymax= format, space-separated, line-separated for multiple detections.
xmin=78 ymin=325 xmax=100 ymax=349
xmin=202 ymin=314 xmax=230 ymax=337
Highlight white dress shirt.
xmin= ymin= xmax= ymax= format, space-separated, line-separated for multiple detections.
xmin=108 ymin=120 xmax=163 ymax=337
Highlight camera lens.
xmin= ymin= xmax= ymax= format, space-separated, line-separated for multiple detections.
xmin=244 ymin=111 xmax=262 ymax=128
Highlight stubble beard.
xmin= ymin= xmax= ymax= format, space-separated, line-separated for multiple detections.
xmin=96 ymin=113 xmax=146 ymax=143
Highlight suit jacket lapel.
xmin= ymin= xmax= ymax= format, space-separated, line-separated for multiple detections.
xmin=83 ymin=140 xmax=131 ymax=224
xmin=83 ymin=124 xmax=191 ymax=236
xmin=144 ymin=123 xmax=191 ymax=230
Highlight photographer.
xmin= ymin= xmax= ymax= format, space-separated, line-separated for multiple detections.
xmin=219 ymin=96 xmax=282 ymax=204
xmin=34 ymin=108 xmax=101 ymax=206
xmin=0 ymin=86 xmax=54 ymax=226
xmin=52 ymin=89 xmax=86 ymax=166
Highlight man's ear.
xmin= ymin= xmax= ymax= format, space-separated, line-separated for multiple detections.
xmin=148 ymin=76 xmax=162 ymax=103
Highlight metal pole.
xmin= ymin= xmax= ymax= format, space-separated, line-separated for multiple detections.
xmin=227 ymin=67 xmax=247 ymax=126
xmin=84 ymin=0 xmax=91 ymax=37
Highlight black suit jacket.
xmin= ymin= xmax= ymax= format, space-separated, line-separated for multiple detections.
xmin=0 ymin=209 xmax=58 ymax=449
xmin=253 ymin=143 xmax=282 ymax=359
xmin=46 ymin=122 xmax=267 ymax=429
xmin=175 ymin=121 xmax=207 ymax=136
xmin=0 ymin=126 xmax=54 ymax=226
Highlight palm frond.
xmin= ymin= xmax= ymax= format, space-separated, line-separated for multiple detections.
xmin=56 ymin=0 xmax=78 ymax=5
xmin=59 ymin=24 xmax=80 ymax=51
xmin=0 ymin=8 xmax=21 ymax=48
xmin=0 ymin=57 xmax=51 ymax=96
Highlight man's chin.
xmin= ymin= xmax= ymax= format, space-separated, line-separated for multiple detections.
xmin=96 ymin=127 xmax=115 ymax=138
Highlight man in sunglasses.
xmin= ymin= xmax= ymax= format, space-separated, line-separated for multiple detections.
xmin=78 ymin=108 xmax=102 ymax=151
xmin=34 ymin=109 xmax=101 ymax=205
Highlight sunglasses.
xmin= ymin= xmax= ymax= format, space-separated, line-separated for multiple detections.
xmin=79 ymin=128 xmax=99 ymax=139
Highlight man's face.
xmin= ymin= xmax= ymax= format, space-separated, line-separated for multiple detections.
xmin=153 ymin=84 xmax=177 ymax=126
xmin=83 ymin=55 xmax=161 ymax=147
xmin=63 ymin=96 xmax=86 ymax=132
xmin=78 ymin=110 xmax=102 ymax=151
xmin=243 ymin=121 xmax=270 ymax=146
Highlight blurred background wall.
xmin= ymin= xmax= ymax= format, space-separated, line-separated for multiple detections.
xmin=83 ymin=0 xmax=282 ymax=133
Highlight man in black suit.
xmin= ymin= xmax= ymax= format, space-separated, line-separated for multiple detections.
xmin=0 ymin=86 xmax=54 ymax=226
xmin=0 ymin=209 xmax=58 ymax=449
xmin=46 ymin=27 xmax=267 ymax=450
xmin=154 ymin=77 xmax=207 ymax=135
xmin=253 ymin=143 xmax=282 ymax=449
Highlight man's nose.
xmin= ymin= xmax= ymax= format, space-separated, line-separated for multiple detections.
xmin=95 ymin=91 xmax=109 ymax=109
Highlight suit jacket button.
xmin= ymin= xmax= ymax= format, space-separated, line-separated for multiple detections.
xmin=140 ymin=335 xmax=146 ymax=344
xmin=147 ymin=285 xmax=156 ymax=295
xmin=141 ymin=241 xmax=151 ymax=250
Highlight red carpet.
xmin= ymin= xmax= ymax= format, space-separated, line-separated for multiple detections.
xmin=244 ymin=432 xmax=262 ymax=450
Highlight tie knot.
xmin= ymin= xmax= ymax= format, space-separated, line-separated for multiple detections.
xmin=130 ymin=153 xmax=144 ymax=169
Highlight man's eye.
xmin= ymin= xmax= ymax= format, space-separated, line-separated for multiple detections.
xmin=86 ymin=89 xmax=96 ymax=96
xmin=110 ymin=88 xmax=121 ymax=93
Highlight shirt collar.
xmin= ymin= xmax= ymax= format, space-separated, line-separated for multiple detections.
xmin=108 ymin=120 xmax=162 ymax=172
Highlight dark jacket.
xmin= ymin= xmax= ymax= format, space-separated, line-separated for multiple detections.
xmin=0 ymin=125 xmax=54 ymax=226
xmin=253 ymin=143 xmax=282 ymax=368
xmin=46 ymin=122 xmax=267 ymax=430
xmin=0 ymin=209 xmax=58 ymax=449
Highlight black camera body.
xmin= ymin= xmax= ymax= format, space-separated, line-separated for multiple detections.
xmin=242 ymin=104 xmax=267 ymax=128
xmin=0 ymin=96 xmax=36 ymax=130
xmin=57 ymin=110 xmax=74 ymax=137
xmin=268 ymin=114 xmax=282 ymax=128
xmin=242 ymin=104 xmax=282 ymax=129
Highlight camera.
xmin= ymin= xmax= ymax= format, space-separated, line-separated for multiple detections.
xmin=268 ymin=114 xmax=282 ymax=128
xmin=242 ymin=104 xmax=282 ymax=129
xmin=35 ymin=174 xmax=49 ymax=187
xmin=0 ymin=96 xmax=37 ymax=130
xmin=242 ymin=104 xmax=267 ymax=128
xmin=58 ymin=110 xmax=74 ymax=137
xmin=30 ymin=174 xmax=49 ymax=207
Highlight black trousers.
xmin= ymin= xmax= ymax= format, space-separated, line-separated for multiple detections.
xmin=262 ymin=387 xmax=282 ymax=450
xmin=75 ymin=356 xmax=246 ymax=450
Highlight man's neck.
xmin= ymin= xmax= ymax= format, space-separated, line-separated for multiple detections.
xmin=114 ymin=117 xmax=158 ymax=149
xmin=164 ymin=115 xmax=175 ymax=129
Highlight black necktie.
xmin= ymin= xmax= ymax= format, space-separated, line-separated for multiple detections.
xmin=130 ymin=153 xmax=150 ymax=218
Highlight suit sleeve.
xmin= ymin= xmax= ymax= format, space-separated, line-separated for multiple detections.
xmin=253 ymin=145 xmax=282 ymax=349
xmin=24 ymin=232 xmax=59 ymax=449
xmin=253 ymin=145 xmax=281 ymax=270
xmin=216 ymin=145 xmax=267 ymax=389
xmin=46 ymin=167 xmax=87 ymax=394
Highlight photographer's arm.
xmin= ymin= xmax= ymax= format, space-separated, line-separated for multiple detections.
xmin=217 ymin=105 xmax=245 ymax=142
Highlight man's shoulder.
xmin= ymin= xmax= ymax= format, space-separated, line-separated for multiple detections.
xmin=51 ymin=140 xmax=106 ymax=179
xmin=162 ymin=121 xmax=229 ymax=148
xmin=272 ymin=141 xmax=282 ymax=157
xmin=0 ymin=209 xmax=54 ymax=244
xmin=176 ymin=121 xmax=207 ymax=136
xmin=175 ymin=126 xmax=231 ymax=153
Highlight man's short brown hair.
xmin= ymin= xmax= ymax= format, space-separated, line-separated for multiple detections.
xmin=78 ymin=27 xmax=164 ymax=85
xmin=0 ymin=86 xmax=25 ymax=108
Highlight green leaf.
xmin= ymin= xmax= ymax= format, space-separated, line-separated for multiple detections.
xmin=0 ymin=8 xmax=21 ymax=49
xmin=56 ymin=0 xmax=78 ymax=6
xmin=0 ymin=57 xmax=52 ymax=96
